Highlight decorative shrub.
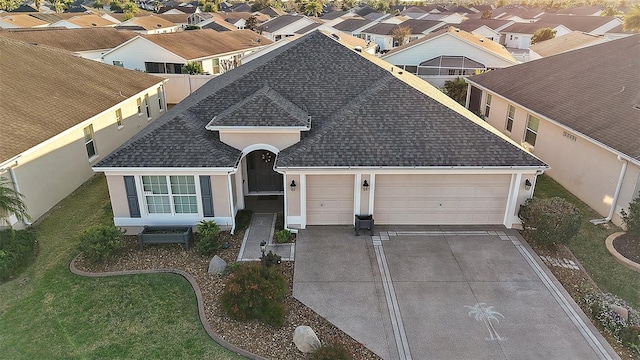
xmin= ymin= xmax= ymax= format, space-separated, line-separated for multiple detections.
xmin=221 ymin=262 xmax=286 ymax=327
xmin=79 ymin=225 xmax=124 ymax=263
xmin=584 ymin=290 xmax=640 ymax=353
xmin=620 ymin=326 xmax=640 ymax=354
xmin=195 ymin=220 xmax=220 ymax=256
xmin=235 ymin=209 xmax=253 ymax=231
xmin=310 ymin=342 xmax=353 ymax=360
xmin=224 ymin=261 xmax=242 ymax=275
xmin=519 ymin=197 xmax=582 ymax=247
xmin=0 ymin=229 xmax=38 ymax=282
xmin=621 ymin=196 xmax=640 ymax=236
xmin=274 ymin=229 xmax=292 ymax=244
xmin=263 ymin=250 xmax=281 ymax=267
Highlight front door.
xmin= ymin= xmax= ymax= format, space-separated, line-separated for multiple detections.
xmin=247 ymin=150 xmax=283 ymax=193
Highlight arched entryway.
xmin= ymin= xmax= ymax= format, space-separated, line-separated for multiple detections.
xmin=246 ymin=149 xmax=283 ymax=193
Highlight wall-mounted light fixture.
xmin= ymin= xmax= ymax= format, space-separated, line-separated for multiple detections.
xmin=524 ymin=179 xmax=532 ymax=191
xmin=290 ymin=180 xmax=297 ymax=191
xmin=362 ymin=179 xmax=370 ymax=192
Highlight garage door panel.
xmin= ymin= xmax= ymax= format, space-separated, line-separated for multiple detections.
xmin=375 ymin=174 xmax=510 ymax=225
xmin=307 ymin=175 xmax=354 ymax=225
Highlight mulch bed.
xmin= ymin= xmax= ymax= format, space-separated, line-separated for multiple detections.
xmin=73 ymin=231 xmax=380 ymax=360
xmin=613 ymin=233 xmax=640 ymax=265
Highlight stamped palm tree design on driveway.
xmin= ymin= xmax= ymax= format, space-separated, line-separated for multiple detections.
xmin=464 ymin=303 xmax=507 ymax=341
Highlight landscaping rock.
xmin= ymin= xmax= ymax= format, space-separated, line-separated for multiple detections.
xmin=207 ymin=255 xmax=226 ymax=274
xmin=610 ymin=304 xmax=629 ymax=321
xmin=293 ymin=326 xmax=321 ymax=353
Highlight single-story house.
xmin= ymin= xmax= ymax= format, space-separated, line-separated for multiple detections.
xmin=0 ymin=38 xmax=166 ymax=229
xmin=330 ymin=18 xmax=375 ymax=38
xmin=528 ymin=31 xmax=608 ymax=60
xmin=115 ymin=15 xmax=179 ymax=34
xmin=501 ymin=22 xmax=572 ymax=49
xmin=0 ymin=14 xmax=49 ymax=28
xmin=465 ymin=35 xmax=640 ymax=227
xmin=259 ymin=14 xmax=319 ymax=41
xmin=0 ymin=27 xmax=137 ymax=61
xmin=537 ymin=14 xmax=623 ymax=36
xmin=47 ymin=14 xmax=118 ymax=28
xmin=92 ymin=31 xmax=546 ymax=234
xmin=382 ymin=27 xmax=518 ymax=88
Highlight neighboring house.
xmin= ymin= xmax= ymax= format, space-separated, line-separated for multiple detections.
xmin=382 ymin=27 xmax=518 ymax=87
xmin=331 ymin=18 xmax=375 ymax=38
xmin=102 ymin=29 xmax=271 ymax=75
xmin=115 ymin=15 xmax=179 ymax=34
xmin=188 ymin=12 xmax=213 ymax=25
xmin=260 ymin=15 xmax=318 ymax=41
xmin=48 ymin=14 xmax=118 ymax=28
xmin=399 ymin=19 xmax=445 ymax=40
xmin=92 ymin=31 xmax=546 ymax=234
xmin=257 ymin=7 xmax=285 ymax=18
xmin=421 ymin=12 xmax=467 ymax=24
xmin=455 ymin=18 xmax=515 ymax=43
xmin=528 ymin=31 xmax=608 ymax=60
xmin=360 ymin=22 xmax=397 ymax=50
xmin=537 ymin=14 xmax=622 ymax=35
xmin=155 ymin=14 xmax=191 ymax=28
xmin=555 ymin=6 xmax=603 ymax=16
xmin=0 ymin=38 xmax=166 ymax=229
xmin=465 ymin=35 xmax=640 ymax=227
xmin=0 ymin=14 xmax=49 ymax=28
xmin=0 ymin=27 xmax=137 ymax=60
xmin=604 ymin=24 xmax=639 ymax=40
xmin=501 ymin=22 xmax=571 ymax=49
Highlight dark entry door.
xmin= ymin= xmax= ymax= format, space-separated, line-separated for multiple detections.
xmin=247 ymin=151 xmax=283 ymax=193
xmin=468 ymin=85 xmax=482 ymax=116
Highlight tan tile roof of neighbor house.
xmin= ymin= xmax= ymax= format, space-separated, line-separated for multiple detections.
xmin=155 ymin=13 xmax=190 ymax=24
xmin=140 ymin=29 xmax=273 ymax=59
xmin=66 ymin=14 xmax=118 ymax=27
xmin=118 ymin=15 xmax=176 ymax=30
xmin=529 ymin=31 xmax=607 ymax=57
xmin=0 ymin=14 xmax=49 ymax=27
xmin=0 ymin=38 xmax=163 ymax=163
xmin=0 ymin=27 xmax=137 ymax=52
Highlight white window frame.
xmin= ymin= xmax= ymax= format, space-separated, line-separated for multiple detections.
xmin=113 ymin=60 xmax=124 ymax=67
xmin=137 ymin=98 xmax=143 ymax=116
xmin=484 ymin=93 xmax=492 ymax=118
xmin=144 ymin=94 xmax=151 ymax=119
xmin=524 ymin=114 xmax=539 ymax=146
xmin=83 ymin=125 xmax=97 ymax=160
xmin=505 ymin=104 xmax=515 ymax=132
xmin=141 ymin=175 xmax=200 ymax=216
xmin=158 ymin=86 xmax=164 ymax=112
xmin=115 ymin=108 xmax=123 ymax=128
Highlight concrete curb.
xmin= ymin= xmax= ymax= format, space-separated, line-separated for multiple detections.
xmin=69 ymin=253 xmax=266 ymax=360
xmin=605 ymin=232 xmax=640 ymax=273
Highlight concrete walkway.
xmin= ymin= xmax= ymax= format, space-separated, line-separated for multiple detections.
xmin=237 ymin=213 xmax=294 ymax=262
xmin=293 ymin=226 xmax=619 ymax=360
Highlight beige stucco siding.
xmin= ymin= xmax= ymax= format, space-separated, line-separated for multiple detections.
xmin=219 ymin=132 xmax=301 ymax=151
xmin=5 ymin=88 xmax=163 ymax=228
xmin=374 ymin=174 xmax=511 ymax=224
xmin=286 ymin=174 xmax=301 ymax=216
xmin=359 ymin=174 xmax=371 ymax=215
xmin=211 ymin=175 xmax=231 ymax=217
xmin=483 ymin=91 xmax=640 ymax=226
xmin=107 ymin=175 xmax=129 ymax=217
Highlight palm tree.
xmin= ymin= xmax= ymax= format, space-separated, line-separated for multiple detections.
xmin=623 ymin=5 xmax=640 ymax=31
xmin=304 ymin=1 xmax=322 ymax=17
xmin=441 ymin=77 xmax=468 ymax=105
xmin=465 ymin=303 xmax=506 ymax=341
xmin=0 ymin=178 xmax=31 ymax=226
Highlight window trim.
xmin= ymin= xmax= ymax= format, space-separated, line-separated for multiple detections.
xmin=137 ymin=98 xmax=143 ymax=116
xmin=144 ymin=94 xmax=151 ymax=120
xmin=505 ymin=104 xmax=515 ymax=133
xmin=484 ymin=93 xmax=492 ymax=118
xmin=83 ymin=125 xmax=97 ymax=161
xmin=115 ymin=108 xmax=123 ymax=128
xmin=524 ymin=114 xmax=540 ymax=146
xmin=140 ymin=175 xmax=200 ymax=216
xmin=158 ymin=86 xmax=164 ymax=112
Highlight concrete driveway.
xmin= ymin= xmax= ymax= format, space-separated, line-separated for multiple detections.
xmin=293 ymin=226 xmax=619 ymax=360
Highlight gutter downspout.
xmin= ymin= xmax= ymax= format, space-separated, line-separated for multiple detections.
xmin=590 ymin=155 xmax=627 ymax=225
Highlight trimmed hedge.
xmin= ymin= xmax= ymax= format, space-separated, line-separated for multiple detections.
xmin=78 ymin=225 xmax=123 ymax=263
xmin=519 ymin=197 xmax=582 ymax=247
xmin=195 ymin=220 xmax=221 ymax=256
xmin=0 ymin=229 xmax=38 ymax=282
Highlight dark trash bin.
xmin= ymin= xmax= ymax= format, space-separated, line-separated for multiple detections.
xmin=355 ymin=214 xmax=374 ymax=236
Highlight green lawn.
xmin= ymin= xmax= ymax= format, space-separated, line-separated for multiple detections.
xmin=0 ymin=175 xmax=243 ymax=360
xmin=534 ymin=175 xmax=640 ymax=308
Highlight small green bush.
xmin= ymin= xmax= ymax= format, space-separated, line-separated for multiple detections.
xmin=224 ymin=261 xmax=242 ymax=275
xmin=620 ymin=326 xmax=640 ymax=354
xmin=263 ymin=250 xmax=281 ymax=267
xmin=221 ymin=262 xmax=286 ymax=327
xmin=519 ymin=197 xmax=582 ymax=247
xmin=196 ymin=220 xmax=220 ymax=256
xmin=0 ymin=229 xmax=38 ymax=282
xmin=235 ymin=210 xmax=253 ymax=231
xmin=79 ymin=225 xmax=123 ymax=263
xmin=310 ymin=342 xmax=353 ymax=360
xmin=274 ymin=229 xmax=292 ymax=244
xmin=621 ymin=196 xmax=640 ymax=236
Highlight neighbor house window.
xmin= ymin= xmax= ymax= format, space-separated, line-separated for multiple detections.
xmin=212 ymin=58 xmax=220 ymax=74
xmin=137 ymin=98 xmax=142 ymax=115
xmin=113 ymin=60 xmax=124 ymax=67
xmin=505 ymin=105 xmax=515 ymax=132
xmin=142 ymin=175 xmax=197 ymax=214
xmin=525 ymin=115 xmax=540 ymax=146
xmin=115 ymin=108 xmax=123 ymax=127
xmin=144 ymin=94 xmax=151 ymax=118
xmin=158 ymin=87 xmax=164 ymax=111
xmin=144 ymin=62 xmax=183 ymax=74
xmin=83 ymin=125 xmax=96 ymax=159
xmin=484 ymin=93 xmax=492 ymax=118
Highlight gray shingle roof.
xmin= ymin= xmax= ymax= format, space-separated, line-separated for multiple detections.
xmin=468 ymin=34 xmax=640 ymax=161
xmin=96 ymin=31 xmax=546 ymax=169
xmin=332 ymin=18 xmax=373 ymax=32
xmin=208 ymin=86 xmax=310 ymax=128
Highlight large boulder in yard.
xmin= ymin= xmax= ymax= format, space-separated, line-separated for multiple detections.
xmin=610 ymin=304 xmax=629 ymax=322
xmin=208 ymin=255 xmax=226 ymax=274
xmin=293 ymin=326 xmax=321 ymax=353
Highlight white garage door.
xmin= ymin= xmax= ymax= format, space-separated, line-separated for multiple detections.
xmin=307 ymin=175 xmax=354 ymax=225
xmin=374 ymin=174 xmax=511 ymax=225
